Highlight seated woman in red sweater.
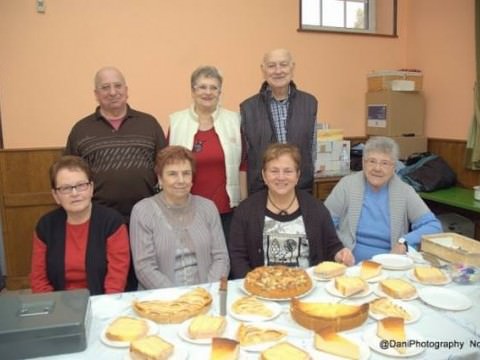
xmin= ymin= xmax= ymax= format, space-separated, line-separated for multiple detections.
xmin=30 ymin=156 xmax=130 ymax=295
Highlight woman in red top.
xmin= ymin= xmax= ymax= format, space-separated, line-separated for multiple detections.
xmin=30 ymin=156 xmax=130 ymax=295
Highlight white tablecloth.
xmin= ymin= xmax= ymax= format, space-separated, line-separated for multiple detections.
xmin=34 ymin=267 xmax=480 ymax=360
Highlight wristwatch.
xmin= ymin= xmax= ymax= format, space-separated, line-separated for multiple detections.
xmin=398 ymin=237 xmax=408 ymax=250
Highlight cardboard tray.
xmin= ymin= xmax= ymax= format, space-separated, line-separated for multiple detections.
xmin=421 ymin=232 xmax=480 ymax=266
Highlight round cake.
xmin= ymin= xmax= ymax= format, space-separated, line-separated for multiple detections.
xmin=244 ymin=265 xmax=313 ymax=300
xmin=290 ymin=298 xmax=369 ymax=332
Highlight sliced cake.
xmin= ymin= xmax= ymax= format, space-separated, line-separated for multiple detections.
xmin=413 ymin=266 xmax=447 ymax=284
xmin=379 ymin=278 xmax=416 ymax=299
xmin=360 ymin=260 xmax=382 ymax=280
xmin=236 ymin=323 xmax=286 ymax=346
xmin=231 ymin=296 xmax=273 ymax=317
xmin=314 ymin=261 xmax=346 ymax=279
xmin=130 ymin=335 xmax=174 ymax=360
xmin=314 ymin=327 xmax=360 ymax=359
xmin=105 ymin=316 xmax=149 ymax=342
xmin=334 ymin=276 xmax=368 ymax=297
xmin=370 ymin=297 xmax=412 ymax=321
xmin=210 ymin=337 xmax=239 ymax=360
xmin=188 ymin=314 xmax=226 ymax=339
xmin=377 ymin=317 xmax=406 ymax=354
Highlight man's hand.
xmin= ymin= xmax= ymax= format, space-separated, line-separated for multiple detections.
xmin=334 ymin=248 xmax=355 ymax=266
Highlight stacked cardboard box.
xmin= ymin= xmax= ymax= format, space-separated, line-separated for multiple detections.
xmin=366 ymin=71 xmax=427 ymax=160
xmin=315 ymin=127 xmax=350 ymax=174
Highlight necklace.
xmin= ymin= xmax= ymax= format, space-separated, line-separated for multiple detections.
xmin=268 ymin=194 xmax=296 ymax=216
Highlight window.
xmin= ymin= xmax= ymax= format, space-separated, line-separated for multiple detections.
xmin=299 ymin=0 xmax=397 ymax=37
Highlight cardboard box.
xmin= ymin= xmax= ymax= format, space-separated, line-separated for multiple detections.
xmin=388 ymin=136 xmax=427 ymax=160
xmin=421 ymin=233 xmax=480 ymax=266
xmin=367 ymin=70 xmax=423 ymax=91
xmin=315 ymin=140 xmax=350 ymax=174
xmin=366 ymin=90 xmax=425 ymax=136
xmin=316 ymin=128 xmax=344 ymax=141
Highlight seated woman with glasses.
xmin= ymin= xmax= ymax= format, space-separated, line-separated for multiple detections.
xmin=129 ymin=146 xmax=230 ymax=289
xmin=325 ymin=136 xmax=442 ymax=263
xmin=30 ymin=155 xmax=130 ymax=295
xmin=168 ymin=66 xmax=246 ymax=247
xmin=229 ymin=143 xmax=353 ymax=279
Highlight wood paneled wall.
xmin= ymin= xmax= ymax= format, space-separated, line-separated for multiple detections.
xmin=0 ymin=139 xmax=478 ymax=290
xmin=0 ymin=148 xmax=62 ymax=289
xmin=427 ymin=138 xmax=480 ymax=189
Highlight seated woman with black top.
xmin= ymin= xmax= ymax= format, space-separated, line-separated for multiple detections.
xmin=229 ymin=143 xmax=353 ymax=279
xmin=30 ymin=156 xmax=130 ymax=295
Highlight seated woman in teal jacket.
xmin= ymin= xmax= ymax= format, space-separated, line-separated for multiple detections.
xmin=324 ymin=136 xmax=442 ymax=263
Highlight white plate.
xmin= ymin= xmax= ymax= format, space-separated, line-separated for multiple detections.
xmin=313 ymin=335 xmax=371 ymax=360
xmin=418 ymin=287 xmax=472 ymax=311
xmin=240 ymin=283 xmax=314 ymax=301
xmin=229 ymin=299 xmax=282 ymax=322
xmin=308 ymin=266 xmax=346 ymax=282
xmin=371 ymin=254 xmax=414 ymax=271
xmin=346 ymin=265 xmax=387 ymax=283
xmin=125 ymin=346 xmax=188 ymax=360
xmin=177 ymin=317 xmax=231 ymax=344
xmin=374 ymin=285 xmax=418 ymax=301
xmin=406 ymin=268 xmax=452 ymax=285
xmin=369 ymin=299 xmax=421 ymax=324
xmin=325 ymin=280 xmax=372 ymax=299
xmin=100 ymin=318 xmax=157 ymax=348
xmin=363 ymin=325 xmax=425 ymax=357
xmin=238 ymin=322 xmax=289 ymax=352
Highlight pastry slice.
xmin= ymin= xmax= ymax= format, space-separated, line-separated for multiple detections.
xmin=314 ymin=327 xmax=360 ymax=360
xmin=188 ymin=314 xmax=227 ymax=339
xmin=130 ymin=335 xmax=174 ymax=360
xmin=377 ymin=317 xmax=406 ymax=354
xmin=334 ymin=276 xmax=367 ymax=297
xmin=314 ymin=261 xmax=346 ymax=279
xmin=360 ymin=260 xmax=382 ymax=280
xmin=105 ymin=316 xmax=148 ymax=342
xmin=370 ymin=297 xmax=412 ymax=321
xmin=210 ymin=337 xmax=240 ymax=360
xmin=231 ymin=296 xmax=273 ymax=317
xmin=261 ymin=342 xmax=311 ymax=360
xmin=236 ymin=323 xmax=286 ymax=346
xmin=379 ymin=278 xmax=416 ymax=299
xmin=413 ymin=266 xmax=447 ymax=284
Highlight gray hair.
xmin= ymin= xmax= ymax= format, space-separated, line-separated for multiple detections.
xmin=94 ymin=66 xmax=126 ymax=89
xmin=363 ymin=136 xmax=400 ymax=162
xmin=190 ymin=66 xmax=223 ymax=89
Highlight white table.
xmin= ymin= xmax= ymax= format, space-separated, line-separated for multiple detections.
xmin=34 ymin=267 xmax=480 ymax=360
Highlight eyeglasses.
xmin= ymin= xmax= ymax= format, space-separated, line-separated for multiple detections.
xmin=364 ymin=158 xmax=394 ymax=168
xmin=96 ymin=82 xmax=125 ymax=93
xmin=193 ymin=84 xmax=220 ymax=93
xmin=55 ymin=182 xmax=91 ymax=195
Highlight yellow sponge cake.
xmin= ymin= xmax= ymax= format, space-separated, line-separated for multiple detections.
xmin=360 ymin=260 xmax=382 ymax=280
xmin=414 ymin=266 xmax=447 ymax=284
xmin=379 ymin=278 xmax=416 ymax=299
xmin=129 ymin=335 xmax=174 ymax=360
xmin=314 ymin=261 xmax=346 ymax=279
xmin=314 ymin=327 xmax=360 ymax=359
xmin=370 ymin=297 xmax=412 ymax=321
xmin=210 ymin=337 xmax=239 ymax=360
xmin=105 ymin=316 xmax=148 ymax=342
xmin=334 ymin=276 xmax=368 ymax=297
xmin=188 ymin=314 xmax=226 ymax=339
xmin=377 ymin=317 xmax=406 ymax=354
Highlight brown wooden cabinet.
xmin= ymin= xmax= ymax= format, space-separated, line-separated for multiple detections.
xmin=313 ymin=175 xmax=343 ymax=200
xmin=0 ymin=148 xmax=62 ymax=289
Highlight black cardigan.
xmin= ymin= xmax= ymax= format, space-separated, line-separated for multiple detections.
xmin=35 ymin=204 xmax=124 ymax=295
xmin=228 ymin=189 xmax=344 ymax=279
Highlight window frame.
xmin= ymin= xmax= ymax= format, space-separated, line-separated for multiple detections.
xmin=298 ymin=0 xmax=398 ymax=38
